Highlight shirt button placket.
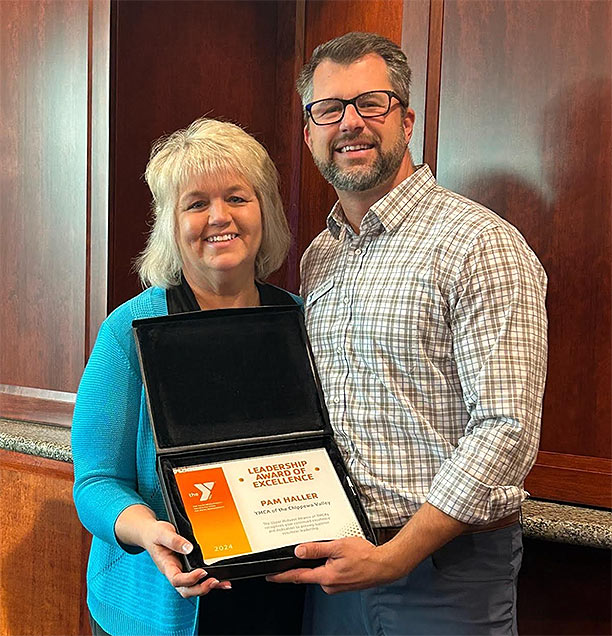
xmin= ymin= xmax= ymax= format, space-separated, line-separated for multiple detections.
xmin=344 ymin=239 xmax=367 ymax=468
xmin=337 ymin=237 xmax=362 ymax=438
xmin=335 ymin=236 xmax=356 ymax=437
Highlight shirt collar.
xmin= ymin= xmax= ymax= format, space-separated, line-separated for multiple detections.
xmin=326 ymin=164 xmax=437 ymax=239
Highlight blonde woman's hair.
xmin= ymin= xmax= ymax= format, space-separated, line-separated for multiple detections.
xmin=136 ymin=117 xmax=291 ymax=288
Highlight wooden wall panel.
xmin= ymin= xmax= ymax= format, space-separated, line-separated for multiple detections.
xmin=434 ymin=0 xmax=611 ymax=506
xmin=297 ymin=0 xmax=405 ymax=260
xmin=401 ymin=0 xmax=433 ymax=167
xmin=0 ymin=451 xmax=90 ymax=636
xmin=0 ymin=386 xmax=75 ymax=427
xmin=0 ymin=0 xmax=88 ymax=396
xmin=0 ymin=0 xmax=109 ymax=425
xmin=271 ymin=0 xmax=306 ymax=293
xmin=87 ymin=0 xmax=111 ymax=354
xmin=518 ymin=538 xmax=612 ymax=635
xmin=109 ymin=0 xmax=285 ymax=308
xmin=525 ymin=451 xmax=612 ymax=510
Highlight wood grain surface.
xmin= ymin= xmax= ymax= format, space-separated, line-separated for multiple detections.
xmin=433 ymin=0 xmax=611 ymax=505
xmin=0 ymin=450 xmax=90 ymax=636
xmin=0 ymin=0 xmax=89 ymax=395
xmin=297 ymin=0 xmax=405 ymax=254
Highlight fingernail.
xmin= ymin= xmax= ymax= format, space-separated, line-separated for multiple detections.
xmin=220 ymin=582 xmax=232 ymax=590
xmin=295 ymin=545 xmax=305 ymax=557
xmin=182 ymin=543 xmax=193 ymax=554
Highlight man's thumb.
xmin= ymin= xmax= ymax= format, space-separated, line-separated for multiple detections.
xmin=295 ymin=541 xmax=335 ymax=560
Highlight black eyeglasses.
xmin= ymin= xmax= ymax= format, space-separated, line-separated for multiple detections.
xmin=305 ymin=90 xmax=405 ymax=126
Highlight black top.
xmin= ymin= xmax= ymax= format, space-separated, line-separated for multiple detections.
xmin=166 ymin=272 xmax=298 ymax=315
xmin=164 ymin=273 xmax=305 ymax=635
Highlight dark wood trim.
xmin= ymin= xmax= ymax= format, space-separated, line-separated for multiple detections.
xmin=107 ymin=0 xmax=119 ymax=312
xmin=401 ymin=0 xmax=432 ymax=165
xmin=0 ymin=448 xmax=73 ymax=477
xmin=0 ymin=386 xmax=75 ymax=428
xmin=87 ymin=0 xmax=110 ymax=356
xmin=273 ymin=0 xmax=306 ymax=293
xmin=525 ymin=451 xmax=612 ymax=509
xmin=86 ymin=0 xmax=93 ymax=359
xmin=80 ymin=530 xmax=93 ymax=636
xmin=422 ymin=0 xmax=444 ymax=174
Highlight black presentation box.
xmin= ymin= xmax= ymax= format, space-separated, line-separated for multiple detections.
xmin=132 ymin=304 xmax=375 ymax=581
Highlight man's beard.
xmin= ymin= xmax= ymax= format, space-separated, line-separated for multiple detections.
xmin=312 ymin=131 xmax=408 ymax=192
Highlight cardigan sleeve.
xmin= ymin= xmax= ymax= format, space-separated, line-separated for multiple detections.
xmin=72 ymin=317 xmax=149 ymax=549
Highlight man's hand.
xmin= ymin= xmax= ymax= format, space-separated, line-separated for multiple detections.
xmin=267 ymin=503 xmax=469 ymax=594
xmin=266 ymin=536 xmax=403 ymax=594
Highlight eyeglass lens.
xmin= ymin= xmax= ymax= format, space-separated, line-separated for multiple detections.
xmin=310 ymin=91 xmax=392 ymax=125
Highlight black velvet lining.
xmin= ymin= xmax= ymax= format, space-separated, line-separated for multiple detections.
xmin=134 ymin=306 xmax=328 ymax=449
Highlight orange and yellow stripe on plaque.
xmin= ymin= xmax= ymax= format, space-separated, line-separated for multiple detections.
xmin=173 ymin=466 xmax=252 ymax=562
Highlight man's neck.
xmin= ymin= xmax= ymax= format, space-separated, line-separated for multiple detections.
xmin=336 ymin=156 xmax=415 ymax=234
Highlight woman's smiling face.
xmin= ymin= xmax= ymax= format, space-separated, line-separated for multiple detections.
xmin=175 ymin=170 xmax=263 ymax=284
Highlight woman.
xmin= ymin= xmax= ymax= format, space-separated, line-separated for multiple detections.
xmin=72 ymin=117 xmax=304 ymax=636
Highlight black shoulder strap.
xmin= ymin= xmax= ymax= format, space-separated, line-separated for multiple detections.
xmin=167 ymin=275 xmax=297 ymax=314
xmin=256 ymin=282 xmax=299 ymax=306
xmin=166 ymin=273 xmax=200 ymax=315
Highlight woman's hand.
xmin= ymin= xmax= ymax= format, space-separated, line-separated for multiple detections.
xmin=116 ymin=504 xmax=231 ymax=597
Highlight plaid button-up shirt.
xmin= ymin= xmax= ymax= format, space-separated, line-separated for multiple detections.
xmin=301 ymin=164 xmax=548 ymax=527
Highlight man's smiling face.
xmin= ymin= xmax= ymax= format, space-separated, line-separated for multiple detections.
xmin=304 ymin=53 xmax=414 ymax=193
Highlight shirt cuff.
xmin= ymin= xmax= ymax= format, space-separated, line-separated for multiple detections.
xmin=426 ymin=459 xmax=527 ymax=524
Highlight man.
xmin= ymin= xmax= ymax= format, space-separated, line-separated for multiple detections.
xmin=269 ymin=32 xmax=547 ymax=634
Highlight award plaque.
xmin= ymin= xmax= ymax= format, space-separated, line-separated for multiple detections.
xmin=173 ymin=448 xmax=364 ymax=565
xmin=133 ymin=304 xmax=376 ymax=579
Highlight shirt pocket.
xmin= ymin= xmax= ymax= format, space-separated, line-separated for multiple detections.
xmin=303 ymin=278 xmax=340 ymax=363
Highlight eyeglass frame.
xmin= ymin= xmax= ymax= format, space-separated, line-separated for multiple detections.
xmin=304 ymin=90 xmax=406 ymax=126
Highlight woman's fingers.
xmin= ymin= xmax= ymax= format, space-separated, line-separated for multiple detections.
xmin=168 ymin=567 xmax=207 ymax=588
xmin=151 ymin=520 xmax=193 ymax=554
xmin=144 ymin=520 xmax=232 ymax=596
xmin=176 ymin=578 xmax=232 ymax=598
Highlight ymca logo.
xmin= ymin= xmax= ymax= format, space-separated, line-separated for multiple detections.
xmin=194 ymin=482 xmax=215 ymax=502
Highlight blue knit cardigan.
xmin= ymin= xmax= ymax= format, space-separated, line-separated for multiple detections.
xmin=72 ymin=286 xmax=301 ymax=636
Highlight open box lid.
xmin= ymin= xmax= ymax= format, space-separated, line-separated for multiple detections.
xmin=132 ymin=304 xmax=332 ymax=452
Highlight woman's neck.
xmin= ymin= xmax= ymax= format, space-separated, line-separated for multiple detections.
xmin=183 ymin=270 xmax=261 ymax=310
